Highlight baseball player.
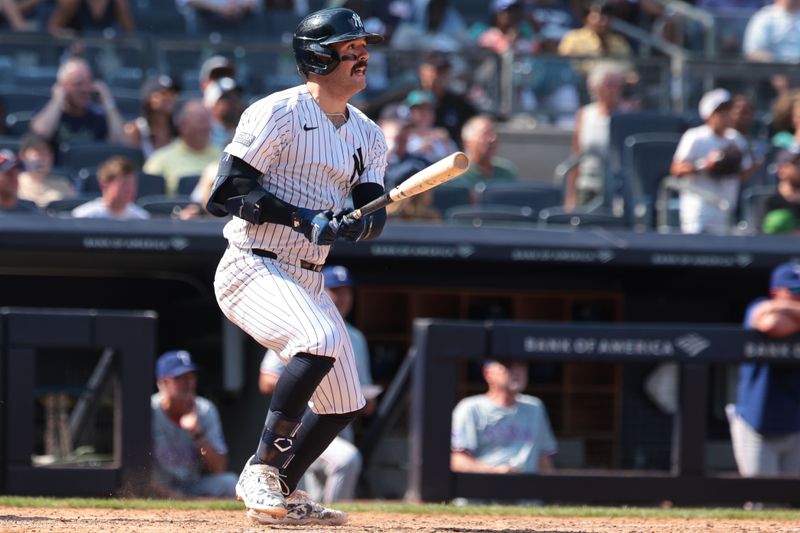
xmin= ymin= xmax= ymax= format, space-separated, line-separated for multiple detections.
xmin=206 ymin=7 xmax=387 ymax=525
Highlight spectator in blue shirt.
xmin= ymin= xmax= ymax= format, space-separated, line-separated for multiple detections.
xmin=727 ymin=262 xmax=800 ymax=477
xmin=743 ymin=0 xmax=800 ymax=63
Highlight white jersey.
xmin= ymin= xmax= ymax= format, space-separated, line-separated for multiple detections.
xmin=222 ymin=84 xmax=388 ymax=265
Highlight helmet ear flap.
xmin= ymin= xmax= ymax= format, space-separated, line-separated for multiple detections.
xmin=295 ymin=41 xmax=340 ymax=76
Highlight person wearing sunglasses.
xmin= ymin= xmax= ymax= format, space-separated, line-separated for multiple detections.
xmin=727 ymin=262 xmax=800 ymax=479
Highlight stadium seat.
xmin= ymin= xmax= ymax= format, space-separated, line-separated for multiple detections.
xmin=432 ymin=183 xmax=472 ymax=213
xmin=445 ymin=204 xmax=538 ymax=228
xmin=5 ymin=111 xmax=33 ymax=136
xmin=538 ymin=207 xmax=629 ymax=229
xmin=177 ymin=174 xmax=200 ymax=196
xmin=739 ymin=185 xmax=777 ymax=234
xmin=59 ymin=142 xmax=144 ymax=172
xmin=0 ymin=136 xmax=21 ymax=152
xmin=477 ymin=182 xmax=562 ymax=217
xmin=606 ymin=112 xmax=686 ymax=207
xmin=621 ymin=132 xmax=682 ymax=228
xmin=0 ymin=89 xmax=51 ymax=114
xmin=137 ymin=194 xmax=197 ymax=217
xmin=45 ymin=194 xmax=99 ymax=216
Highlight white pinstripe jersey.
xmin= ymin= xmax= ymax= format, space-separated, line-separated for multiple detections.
xmin=222 ymin=84 xmax=388 ymax=265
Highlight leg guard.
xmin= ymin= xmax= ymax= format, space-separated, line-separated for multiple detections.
xmin=281 ymin=410 xmax=358 ymax=495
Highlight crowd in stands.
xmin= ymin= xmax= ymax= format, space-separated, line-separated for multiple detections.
xmin=0 ymin=0 xmax=799 ymax=234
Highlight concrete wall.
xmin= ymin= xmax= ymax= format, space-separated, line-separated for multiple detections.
xmin=495 ymin=125 xmax=573 ymax=186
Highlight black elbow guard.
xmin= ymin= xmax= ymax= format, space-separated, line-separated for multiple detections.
xmin=223 ymin=189 xmax=272 ymax=225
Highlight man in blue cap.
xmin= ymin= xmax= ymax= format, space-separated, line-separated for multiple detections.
xmin=258 ymin=265 xmax=379 ymax=510
xmin=151 ymin=350 xmax=238 ymax=498
xmin=728 ymin=262 xmax=800 ymax=477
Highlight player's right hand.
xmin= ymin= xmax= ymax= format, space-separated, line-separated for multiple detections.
xmin=292 ymin=208 xmax=337 ymax=245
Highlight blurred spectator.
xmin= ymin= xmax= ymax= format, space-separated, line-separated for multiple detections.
xmin=470 ymin=0 xmax=538 ymax=55
xmin=380 ymin=117 xmax=441 ymax=222
xmin=143 ymin=99 xmax=221 ymax=197
xmin=696 ymin=0 xmax=767 ymax=55
xmin=558 ymin=0 xmax=632 ymax=72
xmin=124 ymin=75 xmax=180 ymax=160
xmin=670 ymin=89 xmax=754 ymax=234
xmin=565 ymin=61 xmax=628 ymax=210
xmin=0 ymin=149 xmax=40 ymax=215
xmin=203 ymin=77 xmax=244 ymax=150
xmin=760 ymin=147 xmax=800 ymax=234
xmin=404 ymin=89 xmax=458 ymax=163
xmin=0 ymin=0 xmax=40 ymax=31
xmin=390 ymin=0 xmax=469 ymax=52
xmin=519 ymin=29 xmax=581 ymax=125
xmin=177 ymin=0 xmax=259 ymax=34
xmin=71 ymin=156 xmax=149 ymax=220
xmin=258 ymin=266 xmax=380 ymax=503
xmin=451 ymin=359 xmax=557 ymax=474
xmin=416 ymin=50 xmax=477 ymax=146
xmin=526 ymin=0 xmax=578 ymax=43
xmin=731 ymin=93 xmax=757 ymax=137
xmin=17 ymin=133 xmax=77 ymax=208
xmin=48 ymin=0 xmax=136 ymax=38
xmin=770 ymin=89 xmax=800 ymax=148
xmin=743 ymin=0 xmax=800 ymax=63
xmin=453 ymin=114 xmax=518 ymax=190
xmin=199 ymin=55 xmax=236 ymax=92
xmin=151 ymin=350 xmax=238 ymax=499
xmin=726 ymin=262 xmax=800 ymax=478
xmin=30 ymin=57 xmax=127 ymax=152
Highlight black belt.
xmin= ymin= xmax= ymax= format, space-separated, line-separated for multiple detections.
xmin=251 ymin=249 xmax=324 ymax=272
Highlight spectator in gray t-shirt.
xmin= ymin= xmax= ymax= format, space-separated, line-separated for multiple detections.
xmin=151 ymin=350 xmax=237 ymax=498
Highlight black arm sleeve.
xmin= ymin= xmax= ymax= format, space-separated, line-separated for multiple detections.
xmin=352 ymin=182 xmax=386 ymax=240
xmin=206 ymin=153 xmax=297 ymax=226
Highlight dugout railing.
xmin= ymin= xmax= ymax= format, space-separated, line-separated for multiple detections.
xmin=407 ymin=319 xmax=800 ymax=505
xmin=0 ymin=308 xmax=156 ymax=496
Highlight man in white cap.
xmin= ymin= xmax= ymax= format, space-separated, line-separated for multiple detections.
xmin=669 ymin=88 xmax=754 ymax=234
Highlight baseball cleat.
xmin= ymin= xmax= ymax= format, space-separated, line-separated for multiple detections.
xmin=235 ymin=456 xmax=287 ymax=518
xmin=245 ymin=489 xmax=348 ymax=525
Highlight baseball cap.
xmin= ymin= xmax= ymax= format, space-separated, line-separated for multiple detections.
xmin=203 ymin=77 xmax=242 ymax=107
xmin=771 ymin=262 xmax=800 ymax=291
xmin=698 ymin=88 xmax=732 ymax=121
xmin=420 ymin=50 xmax=451 ymax=70
xmin=0 ymin=149 xmax=21 ymax=172
xmin=155 ymin=350 xmax=197 ymax=380
xmin=199 ymin=55 xmax=235 ymax=84
xmin=140 ymin=74 xmax=180 ymax=100
xmin=775 ymin=145 xmax=800 ymax=166
xmin=323 ymin=265 xmax=354 ymax=289
xmin=492 ymin=0 xmax=522 ymax=13
xmin=405 ymin=89 xmax=436 ymax=108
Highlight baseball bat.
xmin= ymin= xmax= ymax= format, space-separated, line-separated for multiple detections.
xmin=349 ymin=152 xmax=470 ymax=220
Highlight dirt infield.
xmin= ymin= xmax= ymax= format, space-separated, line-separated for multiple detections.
xmin=1 ymin=507 xmax=799 ymax=533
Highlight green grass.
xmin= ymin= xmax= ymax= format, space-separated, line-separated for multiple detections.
xmin=1 ymin=496 xmax=799 ymax=520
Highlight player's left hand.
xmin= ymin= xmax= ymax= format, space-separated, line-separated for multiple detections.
xmin=332 ymin=208 xmax=368 ymax=242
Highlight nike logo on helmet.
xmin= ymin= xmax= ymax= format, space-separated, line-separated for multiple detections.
xmin=303 ymin=124 xmax=318 ymax=131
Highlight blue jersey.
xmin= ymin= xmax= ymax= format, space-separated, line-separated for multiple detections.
xmin=736 ymin=298 xmax=800 ymax=434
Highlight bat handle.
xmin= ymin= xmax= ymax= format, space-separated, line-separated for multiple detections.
xmin=349 ymin=208 xmax=363 ymax=221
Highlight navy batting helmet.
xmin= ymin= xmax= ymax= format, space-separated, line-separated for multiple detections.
xmin=293 ymin=8 xmax=383 ymax=76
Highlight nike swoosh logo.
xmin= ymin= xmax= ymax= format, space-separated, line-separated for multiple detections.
xmin=303 ymin=124 xmax=318 ymax=131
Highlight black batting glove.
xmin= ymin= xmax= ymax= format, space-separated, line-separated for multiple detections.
xmin=332 ymin=208 xmax=369 ymax=242
xmin=291 ymin=208 xmax=337 ymax=245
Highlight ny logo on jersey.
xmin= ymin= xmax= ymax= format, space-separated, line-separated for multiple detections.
xmin=351 ymin=12 xmax=363 ymax=29
xmin=350 ymin=148 xmax=365 ymax=183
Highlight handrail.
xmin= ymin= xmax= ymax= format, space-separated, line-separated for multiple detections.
xmin=656 ymin=176 xmax=731 ymax=232
xmin=609 ymin=18 xmax=687 ymax=60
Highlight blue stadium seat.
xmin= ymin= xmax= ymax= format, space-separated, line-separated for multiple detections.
xmin=739 ymin=185 xmax=777 ymax=234
xmin=137 ymin=194 xmax=197 ymax=217
xmin=538 ymin=207 xmax=629 ymax=229
xmin=477 ymin=182 xmax=562 ymax=217
xmin=45 ymin=194 xmax=99 ymax=216
xmin=432 ymin=184 xmax=472 ymax=213
xmin=59 ymin=142 xmax=144 ymax=172
xmin=177 ymin=174 xmax=200 ymax=195
xmin=621 ymin=132 xmax=682 ymax=228
xmin=445 ymin=204 xmax=538 ymax=228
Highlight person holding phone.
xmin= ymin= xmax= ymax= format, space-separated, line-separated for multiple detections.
xmin=30 ymin=57 xmax=128 ymax=156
